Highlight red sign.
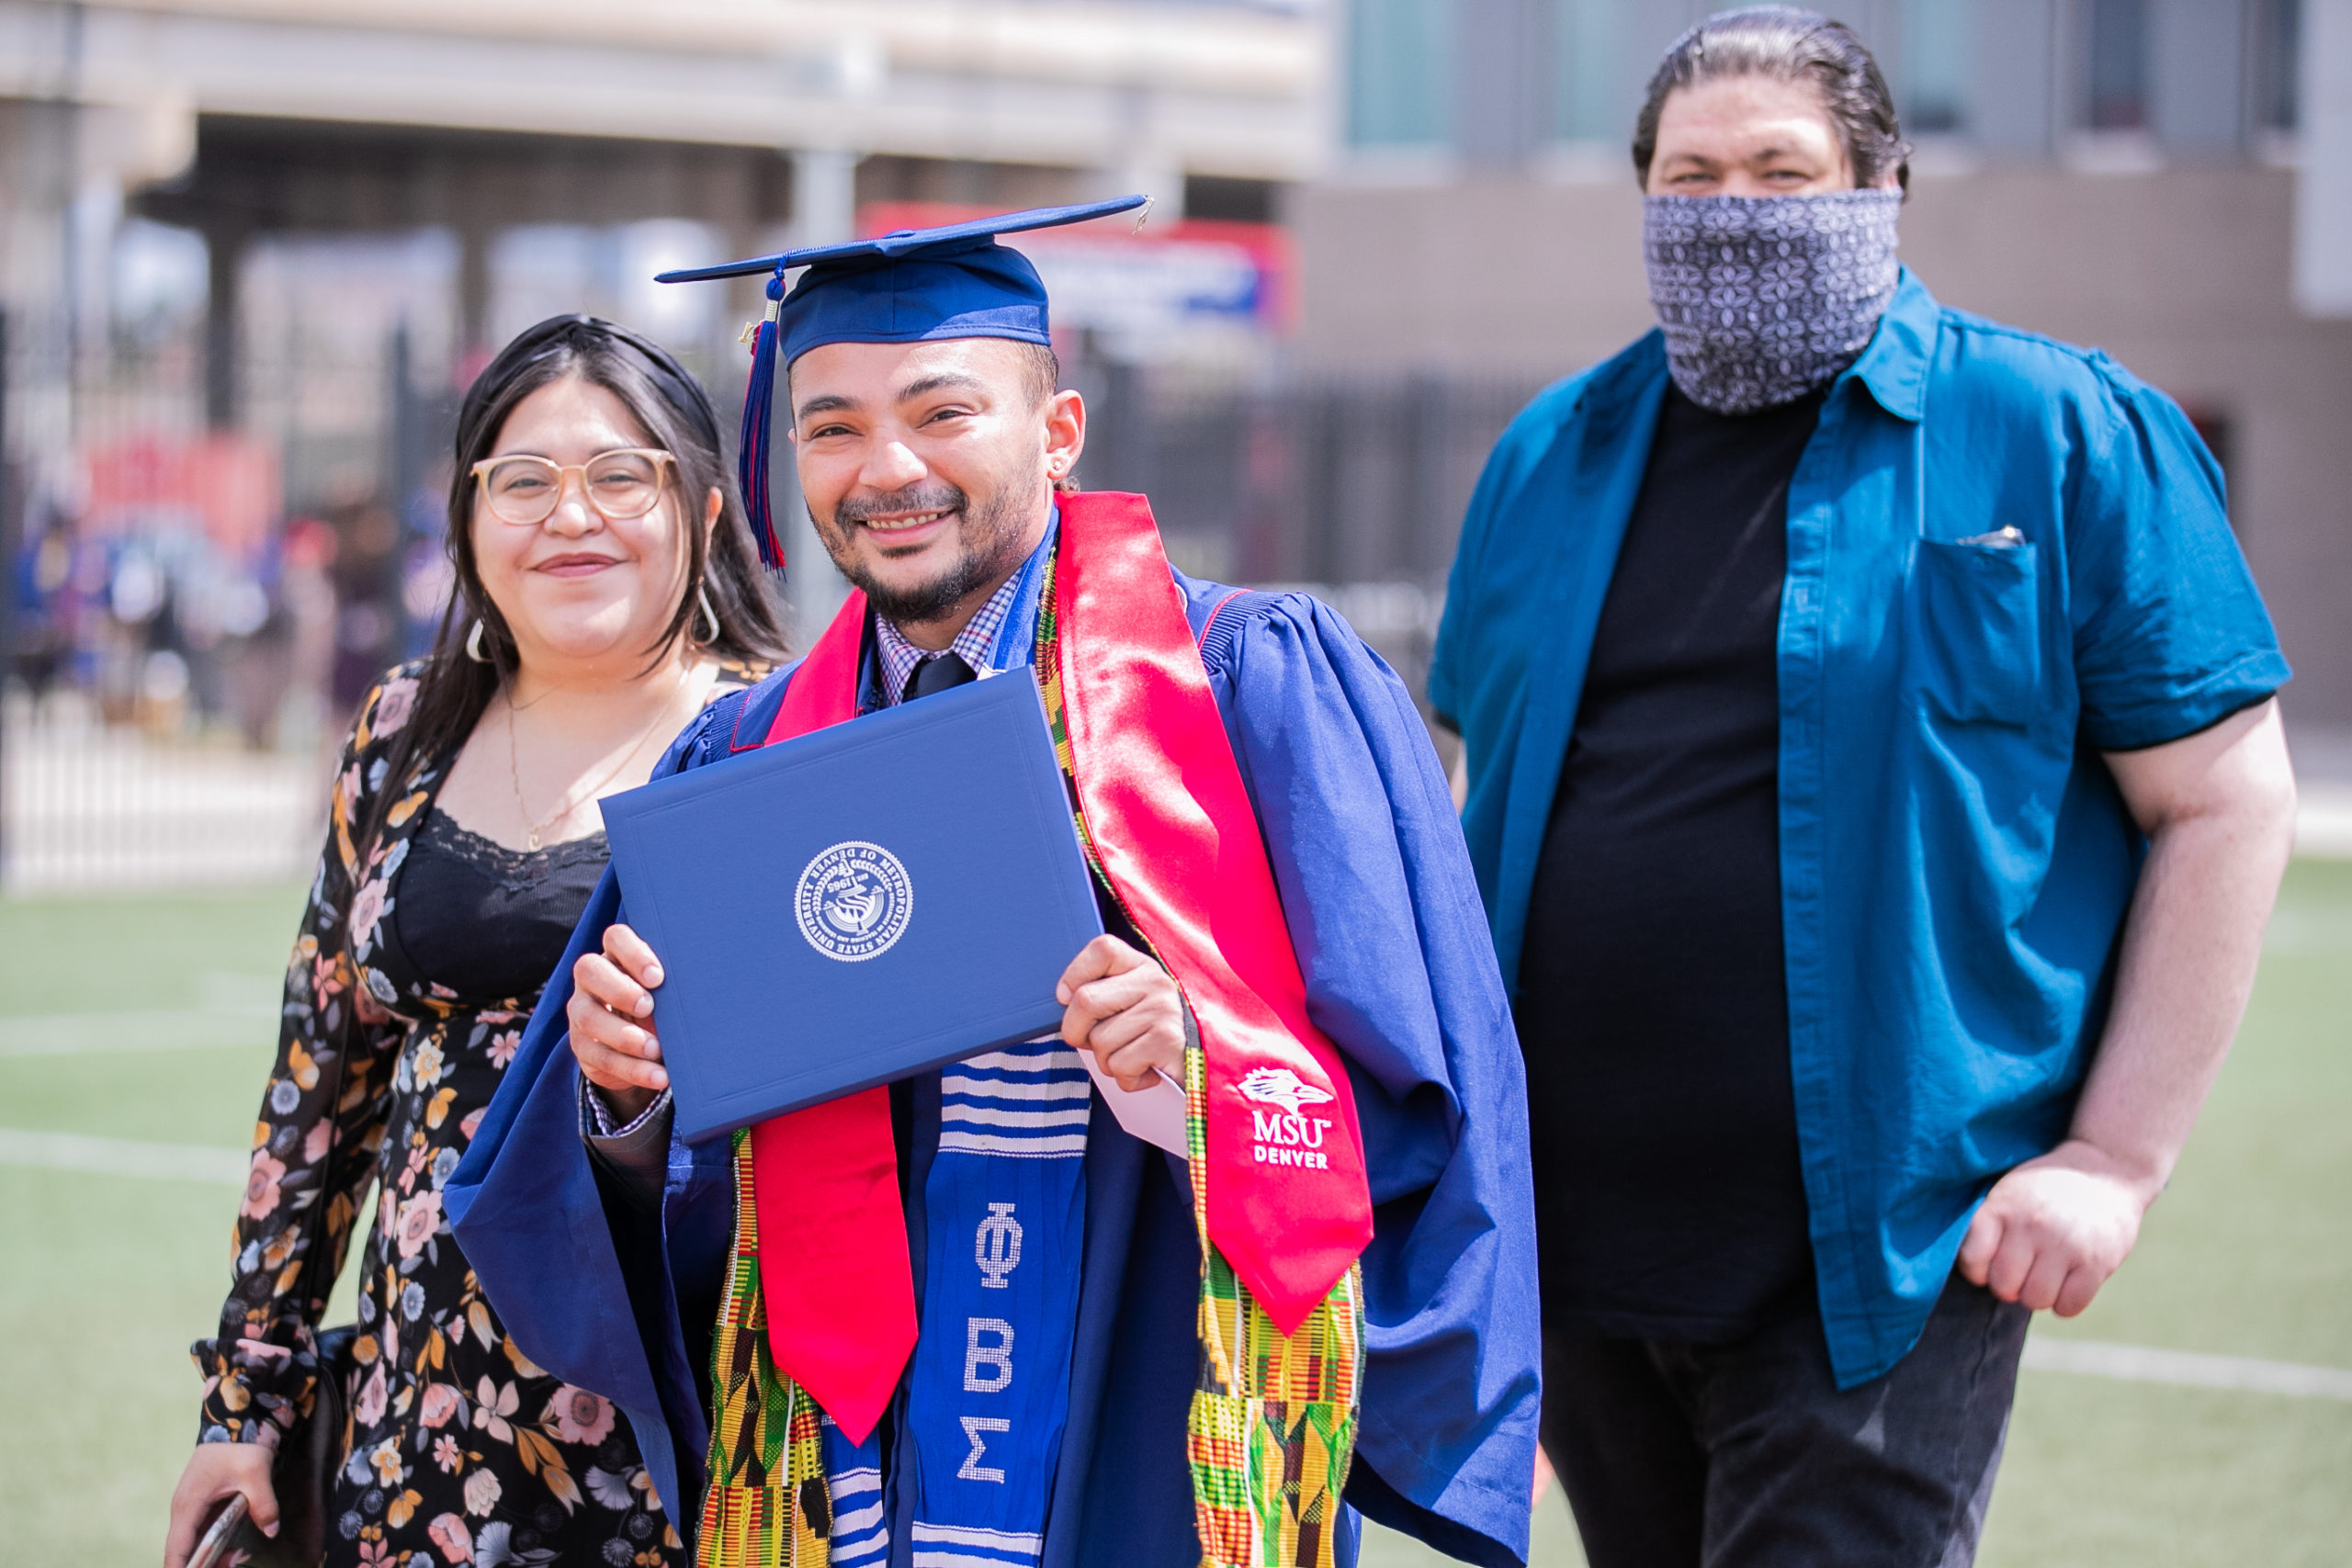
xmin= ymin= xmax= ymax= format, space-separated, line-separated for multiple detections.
xmin=80 ymin=434 xmax=281 ymax=556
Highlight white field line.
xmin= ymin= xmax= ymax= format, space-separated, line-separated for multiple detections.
xmin=2297 ymin=783 xmax=2352 ymax=860
xmin=0 ymin=1004 xmax=277 ymax=1058
xmin=2023 ymin=1336 xmax=2352 ymax=1402
xmin=6 ymin=1120 xmax=2351 ymax=1406
xmin=0 ymin=1127 xmax=249 ymax=1184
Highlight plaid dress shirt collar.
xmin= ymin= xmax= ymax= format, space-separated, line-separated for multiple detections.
xmin=872 ymin=566 xmax=1025 ymax=707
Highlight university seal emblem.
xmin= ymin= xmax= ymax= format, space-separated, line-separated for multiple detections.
xmin=794 ymin=840 xmax=914 ymax=962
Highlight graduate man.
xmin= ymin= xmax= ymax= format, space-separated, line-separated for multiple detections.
xmin=447 ymin=198 xmax=1539 ymax=1568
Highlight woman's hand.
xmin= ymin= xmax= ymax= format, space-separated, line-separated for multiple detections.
xmin=568 ymin=922 xmax=670 ymax=1124
xmin=164 ymin=1442 xmax=277 ymax=1567
xmin=1057 ymin=935 xmax=1185 ymax=1091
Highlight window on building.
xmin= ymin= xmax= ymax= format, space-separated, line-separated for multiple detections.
xmin=1347 ymin=0 xmax=1457 ymax=148
xmin=1551 ymin=0 xmax=1623 ymax=145
xmin=2256 ymin=0 xmax=2301 ymax=131
xmin=1900 ymin=0 xmax=1973 ymax=134
xmin=1183 ymin=175 xmax=1281 ymax=224
xmin=2085 ymin=0 xmax=2150 ymax=130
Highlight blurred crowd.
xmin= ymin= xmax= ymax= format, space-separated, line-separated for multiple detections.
xmin=9 ymin=469 xmax=449 ymax=752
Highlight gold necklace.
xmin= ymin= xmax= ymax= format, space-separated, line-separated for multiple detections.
xmin=506 ymin=665 xmax=695 ymax=851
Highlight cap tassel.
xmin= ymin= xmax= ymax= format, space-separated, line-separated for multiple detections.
xmin=739 ymin=269 xmax=788 ymax=573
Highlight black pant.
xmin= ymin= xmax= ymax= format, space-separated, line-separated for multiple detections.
xmin=1542 ymin=1277 xmax=2029 ymax=1568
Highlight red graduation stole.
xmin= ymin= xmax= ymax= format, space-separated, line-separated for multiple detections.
xmin=745 ymin=491 xmax=1374 ymax=1445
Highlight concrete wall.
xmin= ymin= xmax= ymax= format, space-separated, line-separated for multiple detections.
xmin=1293 ymin=164 xmax=2352 ymax=724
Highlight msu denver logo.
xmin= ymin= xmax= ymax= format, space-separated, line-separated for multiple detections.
xmin=794 ymin=840 xmax=914 ymax=963
xmin=1236 ymin=1066 xmax=1337 ymax=1170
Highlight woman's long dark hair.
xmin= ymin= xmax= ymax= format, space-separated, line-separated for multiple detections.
xmin=358 ymin=314 xmax=789 ymax=854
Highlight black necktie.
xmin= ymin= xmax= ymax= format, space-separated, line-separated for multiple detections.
xmin=904 ymin=651 xmax=976 ymax=703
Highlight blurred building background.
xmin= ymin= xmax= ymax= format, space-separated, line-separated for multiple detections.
xmin=3 ymin=0 xmax=2349 ymax=889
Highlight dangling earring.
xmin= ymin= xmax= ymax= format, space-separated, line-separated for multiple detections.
xmin=465 ymin=619 xmax=492 ymax=664
xmin=693 ymin=585 xmax=721 ymax=646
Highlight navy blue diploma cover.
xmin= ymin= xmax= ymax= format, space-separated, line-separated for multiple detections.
xmin=602 ymin=671 xmax=1104 ymax=1145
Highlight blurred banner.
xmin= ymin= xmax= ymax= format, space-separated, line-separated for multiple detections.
xmin=858 ymin=202 xmax=1295 ymax=363
xmin=81 ymin=432 xmax=279 ymax=556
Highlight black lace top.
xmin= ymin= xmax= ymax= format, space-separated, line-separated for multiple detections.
xmin=386 ymin=810 xmax=609 ymax=1004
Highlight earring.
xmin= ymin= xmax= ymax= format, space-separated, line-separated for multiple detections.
xmin=465 ymin=619 xmax=492 ymax=664
xmin=693 ymin=584 xmax=721 ymax=646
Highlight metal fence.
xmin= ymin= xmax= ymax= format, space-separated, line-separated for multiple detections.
xmin=1078 ymin=363 xmax=1541 ymax=587
xmin=1 ymin=279 xmax=427 ymax=892
xmin=1072 ymin=362 xmax=1540 ymax=707
xmin=2 ymin=691 xmax=326 ymax=892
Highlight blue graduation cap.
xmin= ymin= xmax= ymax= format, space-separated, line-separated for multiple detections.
xmin=657 ymin=194 xmax=1150 ymax=571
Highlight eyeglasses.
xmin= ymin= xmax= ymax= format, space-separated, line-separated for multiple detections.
xmin=469 ymin=448 xmax=676 ymax=526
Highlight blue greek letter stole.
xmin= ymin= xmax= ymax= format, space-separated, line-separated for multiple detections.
xmin=820 ymin=1418 xmax=888 ymax=1567
xmin=905 ymin=1040 xmax=1090 ymax=1567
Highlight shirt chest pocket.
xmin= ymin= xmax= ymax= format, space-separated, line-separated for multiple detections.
xmin=1905 ymin=536 xmax=2042 ymax=727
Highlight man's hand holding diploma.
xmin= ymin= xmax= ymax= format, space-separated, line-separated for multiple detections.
xmin=569 ymin=924 xmax=673 ymax=1124
xmin=570 ymin=925 xmax=1184 ymax=1121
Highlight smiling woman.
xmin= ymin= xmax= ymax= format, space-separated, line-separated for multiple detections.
xmin=163 ymin=317 xmax=788 ymax=1568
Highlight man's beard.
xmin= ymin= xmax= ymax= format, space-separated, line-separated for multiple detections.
xmin=820 ymin=477 xmax=1037 ymax=626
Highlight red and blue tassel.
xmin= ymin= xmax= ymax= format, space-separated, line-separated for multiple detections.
xmin=740 ymin=268 xmax=788 ymax=572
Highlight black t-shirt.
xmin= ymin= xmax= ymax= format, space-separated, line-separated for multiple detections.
xmin=1514 ymin=382 xmax=1824 ymax=1343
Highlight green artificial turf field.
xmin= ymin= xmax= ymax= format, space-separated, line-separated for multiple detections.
xmin=3 ymin=865 xmax=2346 ymax=1567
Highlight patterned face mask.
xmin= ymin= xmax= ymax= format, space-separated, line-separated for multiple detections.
xmin=1644 ymin=189 xmax=1904 ymax=415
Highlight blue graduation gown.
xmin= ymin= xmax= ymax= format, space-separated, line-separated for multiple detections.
xmin=447 ymin=569 xmax=1541 ymax=1567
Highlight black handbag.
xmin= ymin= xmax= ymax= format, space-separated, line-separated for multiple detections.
xmin=194 ymin=1324 xmax=357 ymax=1568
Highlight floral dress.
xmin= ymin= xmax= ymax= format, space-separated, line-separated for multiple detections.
xmin=195 ymin=662 xmax=744 ymax=1568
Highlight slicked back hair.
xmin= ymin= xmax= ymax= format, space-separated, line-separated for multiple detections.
xmin=1633 ymin=6 xmax=1912 ymax=194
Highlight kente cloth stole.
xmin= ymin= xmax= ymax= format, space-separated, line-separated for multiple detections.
xmin=1035 ymin=526 xmax=1365 ymax=1568
xmin=698 ymin=492 xmax=1369 ymax=1568
xmin=697 ymin=1132 xmax=830 ymax=1568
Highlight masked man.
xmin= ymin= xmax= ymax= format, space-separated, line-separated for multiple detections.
xmin=1434 ymin=11 xmax=2297 ymax=1568
xmin=448 ymin=198 xmax=1539 ymax=1568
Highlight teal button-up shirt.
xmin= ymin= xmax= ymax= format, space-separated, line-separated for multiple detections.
xmin=1430 ymin=270 xmax=2290 ymax=1386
